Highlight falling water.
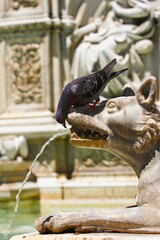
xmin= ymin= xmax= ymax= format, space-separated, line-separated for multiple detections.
xmin=3 ymin=128 xmax=71 ymax=238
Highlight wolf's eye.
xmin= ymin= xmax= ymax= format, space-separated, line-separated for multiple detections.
xmin=108 ymin=102 xmax=116 ymax=108
xmin=107 ymin=101 xmax=117 ymax=113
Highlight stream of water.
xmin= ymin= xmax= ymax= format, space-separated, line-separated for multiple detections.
xmin=2 ymin=128 xmax=71 ymax=238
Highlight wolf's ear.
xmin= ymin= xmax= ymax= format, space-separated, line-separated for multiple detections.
xmin=123 ymin=83 xmax=136 ymax=96
xmin=137 ymin=76 xmax=157 ymax=109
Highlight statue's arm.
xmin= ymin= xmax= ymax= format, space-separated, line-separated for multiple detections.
xmin=110 ymin=1 xmax=150 ymax=19
xmin=68 ymin=1 xmax=109 ymax=46
xmin=71 ymin=18 xmax=102 ymax=41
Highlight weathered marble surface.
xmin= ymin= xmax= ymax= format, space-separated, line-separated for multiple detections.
xmin=10 ymin=232 xmax=160 ymax=240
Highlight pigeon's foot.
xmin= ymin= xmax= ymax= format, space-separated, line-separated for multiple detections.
xmin=88 ymin=100 xmax=99 ymax=111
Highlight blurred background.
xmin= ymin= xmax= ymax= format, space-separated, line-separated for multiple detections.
xmin=0 ymin=0 xmax=160 ymax=238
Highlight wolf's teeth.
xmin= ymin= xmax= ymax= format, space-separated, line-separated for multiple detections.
xmin=72 ymin=125 xmax=108 ymax=140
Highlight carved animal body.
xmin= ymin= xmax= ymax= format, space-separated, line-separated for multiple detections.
xmin=35 ymin=76 xmax=160 ymax=234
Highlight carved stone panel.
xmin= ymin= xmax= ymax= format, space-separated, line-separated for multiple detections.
xmin=10 ymin=43 xmax=42 ymax=104
xmin=0 ymin=0 xmax=49 ymax=20
xmin=12 ymin=0 xmax=38 ymax=10
xmin=0 ymin=30 xmax=53 ymax=115
xmin=73 ymin=147 xmax=129 ymax=173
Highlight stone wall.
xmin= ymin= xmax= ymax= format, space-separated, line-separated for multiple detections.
xmin=0 ymin=0 xmax=160 ymax=180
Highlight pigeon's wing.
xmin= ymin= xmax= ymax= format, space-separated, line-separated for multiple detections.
xmin=71 ymin=73 xmax=105 ymax=99
xmin=71 ymin=59 xmax=118 ymax=99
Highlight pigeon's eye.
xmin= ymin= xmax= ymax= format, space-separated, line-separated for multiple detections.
xmin=61 ymin=116 xmax=64 ymax=121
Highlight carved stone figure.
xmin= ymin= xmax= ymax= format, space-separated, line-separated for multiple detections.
xmin=69 ymin=0 xmax=155 ymax=96
xmin=35 ymin=76 xmax=160 ymax=234
xmin=0 ymin=135 xmax=28 ymax=161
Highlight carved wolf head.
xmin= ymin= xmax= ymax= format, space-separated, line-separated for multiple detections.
xmin=68 ymin=77 xmax=160 ymax=175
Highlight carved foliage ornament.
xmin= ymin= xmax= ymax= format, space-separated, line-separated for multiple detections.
xmin=11 ymin=43 xmax=42 ymax=104
xmin=12 ymin=0 xmax=38 ymax=10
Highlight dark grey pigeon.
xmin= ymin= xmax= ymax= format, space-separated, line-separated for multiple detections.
xmin=56 ymin=58 xmax=127 ymax=127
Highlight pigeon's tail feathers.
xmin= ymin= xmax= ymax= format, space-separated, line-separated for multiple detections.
xmin=102 ymin=58 xmax=117 ymax=77
xmin=110 ymin=68 xmax=128 ymax=79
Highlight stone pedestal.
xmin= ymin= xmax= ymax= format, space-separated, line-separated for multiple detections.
xmin=10 ymin=232 xmax=160 ymax=240
xmin=0 ymin=161 xmax=36 ymax=184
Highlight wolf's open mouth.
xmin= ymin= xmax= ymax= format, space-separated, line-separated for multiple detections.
xmin=71 ymin=125 xmax=108 ymax=140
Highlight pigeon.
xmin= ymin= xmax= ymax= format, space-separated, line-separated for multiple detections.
xmin=56 ymin=58 xmax=128 ymax=127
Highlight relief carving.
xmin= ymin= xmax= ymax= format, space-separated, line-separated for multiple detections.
xmin=68 ymin=0 xmax=156 ymax=97
xmin=0 ymin=135 xmax=28 ymax=161
xmin=12 ymin=0 xmax=38 ymax=10
xmin=11 ymin=43 xmax=42 ymax=104
xmin=74 ymin=148 xmax=124 ymax=172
